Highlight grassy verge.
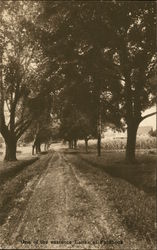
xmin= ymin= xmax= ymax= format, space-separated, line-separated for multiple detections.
xmin=0 ymin=152 xmax=52 ymax=228
xmin=80 ymin=151 xmax=156 ymax=196
xmin=0 ymin=158 xmax=38 ymax=187
xmin=65 ymin=150 xmax=156 ymax=245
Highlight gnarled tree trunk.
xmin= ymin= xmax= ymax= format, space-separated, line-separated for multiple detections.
xmin=4 ymin=137 xmax=17 ymax=161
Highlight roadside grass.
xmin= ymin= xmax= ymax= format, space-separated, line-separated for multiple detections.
xmin=0 ymin=152 xmax=53 ymax=228
xmin=0 ymin=158 xmax=38 ymax=187
xmin=65 ymin=149 xmax=156 ymax=245
xmin=79 ymin=151 xmax=156 ymax=196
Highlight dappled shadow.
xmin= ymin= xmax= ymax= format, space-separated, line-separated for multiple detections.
xmin=0 ymin=153 xmax=53 ymax=226
xmin=0 ymin=158 xmax=38 ymax=187
xmin=64 ymin=151 xmax=79 ymax=155
xmin=39 ymin=151 xmax=48 ymax=155
xmin=63 ymin=148 xmax=94 ymax=155
xmin=79 ymin=155 xmax=156 ymax=196
xmin=104 ymin=165 xmax=156 ymax=195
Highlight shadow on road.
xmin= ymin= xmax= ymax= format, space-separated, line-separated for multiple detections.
xmin=64 ymin=149 xmax=156 ymax=196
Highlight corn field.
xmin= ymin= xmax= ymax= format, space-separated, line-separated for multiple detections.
xmin=79 ymin=137 xmax=156 ymax=151
xmin=102 ymin=137 xmax=156 ymax=150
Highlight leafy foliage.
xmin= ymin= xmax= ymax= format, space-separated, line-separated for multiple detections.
xmin=0 ymin=2 xmax=51 ymax=160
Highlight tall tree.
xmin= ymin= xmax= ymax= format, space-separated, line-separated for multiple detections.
xmin=0 ymin=1 xmax=49 ymax=161
xmin=105 ymin=1 xmax=157 ymax=162
xmin=39 ymin=1 xmax=156 ymax=161
xmin=40 ymin=1 xmax=123 ymax=156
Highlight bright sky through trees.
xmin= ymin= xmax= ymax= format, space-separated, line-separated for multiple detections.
xmin=141 ymin=106 xmax=156 ymax=129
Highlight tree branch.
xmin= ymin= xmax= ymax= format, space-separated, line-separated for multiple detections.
xmin=9 ymin=46 xmax=36 ymax=132
xmin=5 ymin=100 xmax=11 ymax=112
xmin=15 ymin=119 xmax=30 ymax=135
xmin=14 ymin=118 xmax=26 ymax=130
xmin=16 ymin=120 xmax=32 ymax=139
xmin=141 ymin=111 xmax=157 ymax=122
xmin=10 ymin=82 xmax=20 ymax=132
xmin=20 ymin=45 xmax=36 ymax=84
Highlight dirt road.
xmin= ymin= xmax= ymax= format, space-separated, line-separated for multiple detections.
xmin=0 ymin=150 xmax=154 ymax=249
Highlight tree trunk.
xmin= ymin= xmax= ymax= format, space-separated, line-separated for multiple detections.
xmin=97 ymin=101 xmax=102 ymax=157
xmin=36 ymin=142 xmax=41 ymax=154
xmin=85 ymin=138 xmax=88 ymax=153
xmin=32 ymin=145 xmax=35 ymax=155
xmin=44 ymin=143 xmax=49 ymax=151
xmin=74 ymin=139 xmax=77 ymax=149
xmin=69 ymin=140 xmax=72 ymax=149
xmin=4 ymin=138 xmax=17 ymax=161
xmin=125 ymin=122 xmax=138 ymax=163
xmin=38 ymin=143 xmax=41 ymax=153
xmin=97 ymin=133 xmax=101 ymax=157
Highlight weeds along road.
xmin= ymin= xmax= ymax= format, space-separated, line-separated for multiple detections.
xmin=0 ymin=149 xmax=155 ymax=250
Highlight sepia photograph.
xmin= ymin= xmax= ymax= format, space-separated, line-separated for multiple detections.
xmin=0 ymin=0 xmax=156 ymax=249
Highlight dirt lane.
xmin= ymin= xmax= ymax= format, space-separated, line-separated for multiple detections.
xmin=1 ymin=151 xmax=154 ymax=249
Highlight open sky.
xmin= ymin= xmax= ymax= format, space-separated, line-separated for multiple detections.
xmin=141 ymin=105 xmax=156 ymax=130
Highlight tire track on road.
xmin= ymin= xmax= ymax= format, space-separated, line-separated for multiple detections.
xmin=10 ymin=152 xmax=58 ymax=247
xmin=2 ymin=150 xmax=151 ymax=250
xmin=62 ymin=153 xmax=149 ymax=250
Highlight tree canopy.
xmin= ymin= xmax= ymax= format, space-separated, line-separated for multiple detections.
xmin=0 ymin=1 xmax=52 ymax=160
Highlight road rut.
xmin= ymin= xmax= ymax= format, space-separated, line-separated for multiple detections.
xmin=1 ymin=151 xmax=153 ymax=249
